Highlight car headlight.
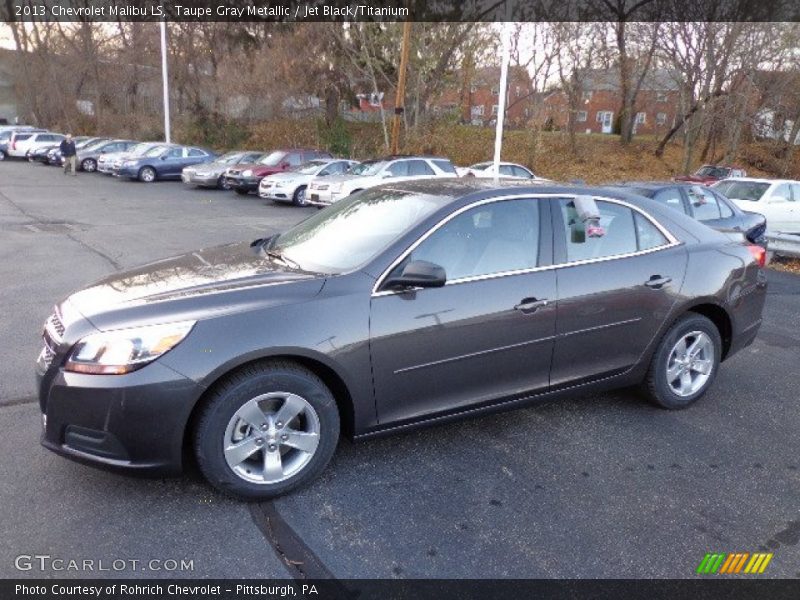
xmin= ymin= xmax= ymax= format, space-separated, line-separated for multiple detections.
xmin=242 ymin=169 xmax=253 ymax=177
xmin=64 ymin=321 xmax=195 ymax=375
xmin=274 ymin=181 xmax=286 ymax=188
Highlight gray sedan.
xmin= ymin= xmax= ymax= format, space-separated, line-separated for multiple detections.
xmin=182 ymin=151 xmax=265 ymax=189
xmin=76 ymin=139 xmax=138 ymax=172
xmin=36 ymin=181 xmax=767 ymax=499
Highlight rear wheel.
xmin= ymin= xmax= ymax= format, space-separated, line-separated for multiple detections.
xmin=194 ymin=361 xmax=340 ymax=499
xmin=641 ymin=313 xmax=722 ymax=409
xmin=292 ymin=186 xmax=308 ymax=206
xmin=138 ymin=166 xmax=156 ymax=183
xmin=81 ymin=158 xmax=97 ymax=172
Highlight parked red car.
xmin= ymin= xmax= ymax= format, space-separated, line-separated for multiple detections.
xmin=224 ymin=148 xmax=333 ymax=195
xmin=674 ymin=164 xmax=746 ymax=185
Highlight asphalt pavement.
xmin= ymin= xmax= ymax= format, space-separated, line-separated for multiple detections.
xmin=0 ymin=159 xmax=798 ymax=580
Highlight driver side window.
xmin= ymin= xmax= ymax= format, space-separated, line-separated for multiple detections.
xmin=399 ymin=199 xmax=541 ymax=282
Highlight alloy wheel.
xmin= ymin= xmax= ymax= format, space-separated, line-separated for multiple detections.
xmin=223 ymin=392 xmax=321 ymax=484
xmin=666 ymin=330 xmax=714 ymax=397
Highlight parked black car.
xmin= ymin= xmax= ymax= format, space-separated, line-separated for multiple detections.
xmin=28 ymin=144 xmax=60 ymax=164
xmin=605 ymin=182 xmax=768 ymax=247
xmin=36 ymin=181 xmax=767 ymax=499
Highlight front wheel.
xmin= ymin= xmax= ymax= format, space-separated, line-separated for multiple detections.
xmin=194 ymin=361 xmax=340 ymax=499
xmin=138 ymin=166 xmax=156 ymax=183
xmin=292 ymin=186 xmax=308 ymax=206
xmin=0 ymin=150 xmax=6 ymax=161
xmin=641 ymin=313 xmax=722 ymax=409
xmin=81 ymin=158 xmax=97 ymax=172
xmin=218 ymin=176 xmax=231 ymax=190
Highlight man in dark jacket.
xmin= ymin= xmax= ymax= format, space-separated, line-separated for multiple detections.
xmin=60 ymin=134 xmax=77 ymax=176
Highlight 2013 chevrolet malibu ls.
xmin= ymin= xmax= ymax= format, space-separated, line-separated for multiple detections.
xmin=36 ymin=181 xmax=767 ymax=499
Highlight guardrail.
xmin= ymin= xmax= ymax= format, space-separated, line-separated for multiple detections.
xmin=767 ymin=232 xmax=800 ymax=259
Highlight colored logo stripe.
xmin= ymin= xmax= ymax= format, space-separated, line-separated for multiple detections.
xmin=697 ymin=552 xmax=773 ymax=574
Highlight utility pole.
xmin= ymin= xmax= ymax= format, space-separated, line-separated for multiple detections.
xmin=390 ymin=20 xmax=412 ymax=155
xmin=159 ymin=10 xmax=171 ymax=144
xmin=492 ymin=20 xmax=512 ymax=182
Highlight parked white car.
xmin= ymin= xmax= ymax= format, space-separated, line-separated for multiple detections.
xmin=306 ymin=156 xmax=457 ymax=207
xmin=456 ymin=161 xmax=540 ymax=180
xmin=8 ymin=131 xmax=64 ymax=158
xmin=259 ymin=159 xmax=359 ymax=205
xmin=712 ymin=177 xmax=800 ymax=234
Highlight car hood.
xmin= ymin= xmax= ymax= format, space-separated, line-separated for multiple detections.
xmin=262 ymin=171 xmax=309 ymax=183
xmin=186 ymin=161 xmax=228 ymax=174
xmin=65 ymin=241 xmax=326 ymax=331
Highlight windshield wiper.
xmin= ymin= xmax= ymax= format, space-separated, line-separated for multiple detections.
xmin=266 ymin=249 xmax=302 ymax=270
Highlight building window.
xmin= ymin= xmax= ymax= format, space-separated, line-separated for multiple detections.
xmin=515 ymin=85 xmax=522 ymax=97
xmin=472 ymin=105 xmax=485 ymax=116
xmin=582 ymin=91 xmax=593 ymax=101
xmin=656 ymin=112 xmax=667 ymax=125
xmin=656 ymin=92 xmax=667 ymax=103
xmin=577 ymin=110 xmax=588 ymax=122
xmin=635 ymin=112 xmax=646 ymax=124
xmin=491 ymin=104 xmax=499 ymax=116
xmin=470 ymin=84 xmax=477 ymax=94
xmin=491 ymin=86 xmax=499 ymax=96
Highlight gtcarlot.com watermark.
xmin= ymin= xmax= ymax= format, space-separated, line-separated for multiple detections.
xmin=14 ymin=554 xmax=194 ymax=573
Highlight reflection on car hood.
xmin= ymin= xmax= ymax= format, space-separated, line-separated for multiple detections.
xmin=66 ymin=241 xmax=324 ymax=329
xmin=187 ymin=161 xmax=229 ymax=174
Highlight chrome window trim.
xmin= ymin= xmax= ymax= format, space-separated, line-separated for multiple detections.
xmin=371 ymin=193 xmax=681 ymax=297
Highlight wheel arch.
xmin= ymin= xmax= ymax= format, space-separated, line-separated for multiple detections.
xmin=684 ymin=302 xmax=733 ymax=360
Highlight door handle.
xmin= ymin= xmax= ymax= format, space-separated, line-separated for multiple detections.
xmin=644 ymin=275 xmax=672 ymax=289
xmin=514 ymin=297 xmax=549 ymax=314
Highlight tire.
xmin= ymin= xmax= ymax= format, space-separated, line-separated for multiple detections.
xmin=0 ymin=150 xmax=5 ymax=161
xmin=81 ymin=158 xmax=97 ymax=172
xmin=292 ymin=186 xmax=308 ymax=206
xmin=234 ymin=188 xmax=249 ymax=196
xmin=218 ymin=176 xmax=231 ymax=190
xmin=138 ymin=166 xmax=156 ymax=183
xmin=641 ymin=313 xmax=722 ymax=409
xmin=194 ymin=360 xmax=340 ymax=500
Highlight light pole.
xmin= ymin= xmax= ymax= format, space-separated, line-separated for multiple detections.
xmin=492 ymin=20 xmax=512 ymax=183
xmin=159 ymin=15 xmax=171 ymax=144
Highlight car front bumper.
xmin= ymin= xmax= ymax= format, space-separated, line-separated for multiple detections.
xmin=182 ymin=172 xmax=220 ymax=187
xmin=306 ymin=189 xmax=341 ymax=207
xmin=36 ymin=357 xmax=202 ymax=474
xmin=226 ymin=176 xmax=260 ymax=192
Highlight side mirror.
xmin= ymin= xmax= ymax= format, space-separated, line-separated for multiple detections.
xmin=383 ymin=260 xmax=446 ymax=290
xmin=160 ymin=155 xmax=168 ymax=160
xmin=381 ymin=171 xmax=393 ymax=178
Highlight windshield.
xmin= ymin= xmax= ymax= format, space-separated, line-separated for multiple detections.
xmin=144 ymin=146 xmax=168 ymax=158
xmin=258 ymin=151 xmax=286 ymax=166
xmin=217 ymin=152 xmax=244 ymax=164
xmin=353 ymin=160 xmax=386 ymax=176
xmin=294 ymin=160 xmax=329 ymax=174
xmin=269 ymin=188 xmax=445 ymax=274
xmin=81 ymin=140 xmax=109 ymax=152
xmin=712 ymin=180 xmax=770 ymax=202
xmin=130 ymin=144 xmax=158 ymax=157
xmin=696 ymin=166 xmax=729 ymax=178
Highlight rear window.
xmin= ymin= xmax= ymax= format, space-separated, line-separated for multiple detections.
xmin=431 ymin=159 xmax=456 ymax=174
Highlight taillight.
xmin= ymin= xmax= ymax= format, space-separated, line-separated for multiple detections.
xmin=747 ymin=244 xmax=766 ymax=268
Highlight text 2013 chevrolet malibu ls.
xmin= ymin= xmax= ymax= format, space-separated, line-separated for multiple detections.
xmin=36 ymin=181 xmax=767 ymax=499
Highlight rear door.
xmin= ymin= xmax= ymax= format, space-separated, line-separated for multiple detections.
xmin=549 ymin=197 xmax=686 ymax=387
xmin=370 ymin=197 xmax=557 ymax=424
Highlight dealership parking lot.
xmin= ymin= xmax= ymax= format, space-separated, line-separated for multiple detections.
xmin=1 ymin=160 xmax=799 ymax=580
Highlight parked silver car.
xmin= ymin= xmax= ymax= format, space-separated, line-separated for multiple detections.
xmin=182 ymin=151 xmax=264 ymax=190
xmin=76 ymin=139 xmax=138 ymax=172
xmin=258 ymin=159 xmax=359 ymax=205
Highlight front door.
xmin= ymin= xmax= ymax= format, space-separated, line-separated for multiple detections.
xmin=600 ymin=111 xmax=614 ymax=134
xmin=549 ymin=197 xmax=686 ymax=386
xmin=370 ymin=198 xmax=557 ymax=424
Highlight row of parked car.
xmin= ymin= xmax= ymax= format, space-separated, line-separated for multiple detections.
xmin=2 ymin=124 xmax=798 ymax=244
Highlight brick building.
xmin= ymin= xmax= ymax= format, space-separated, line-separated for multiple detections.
xmin=538 ymin=68 xmax=681 ymax=136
